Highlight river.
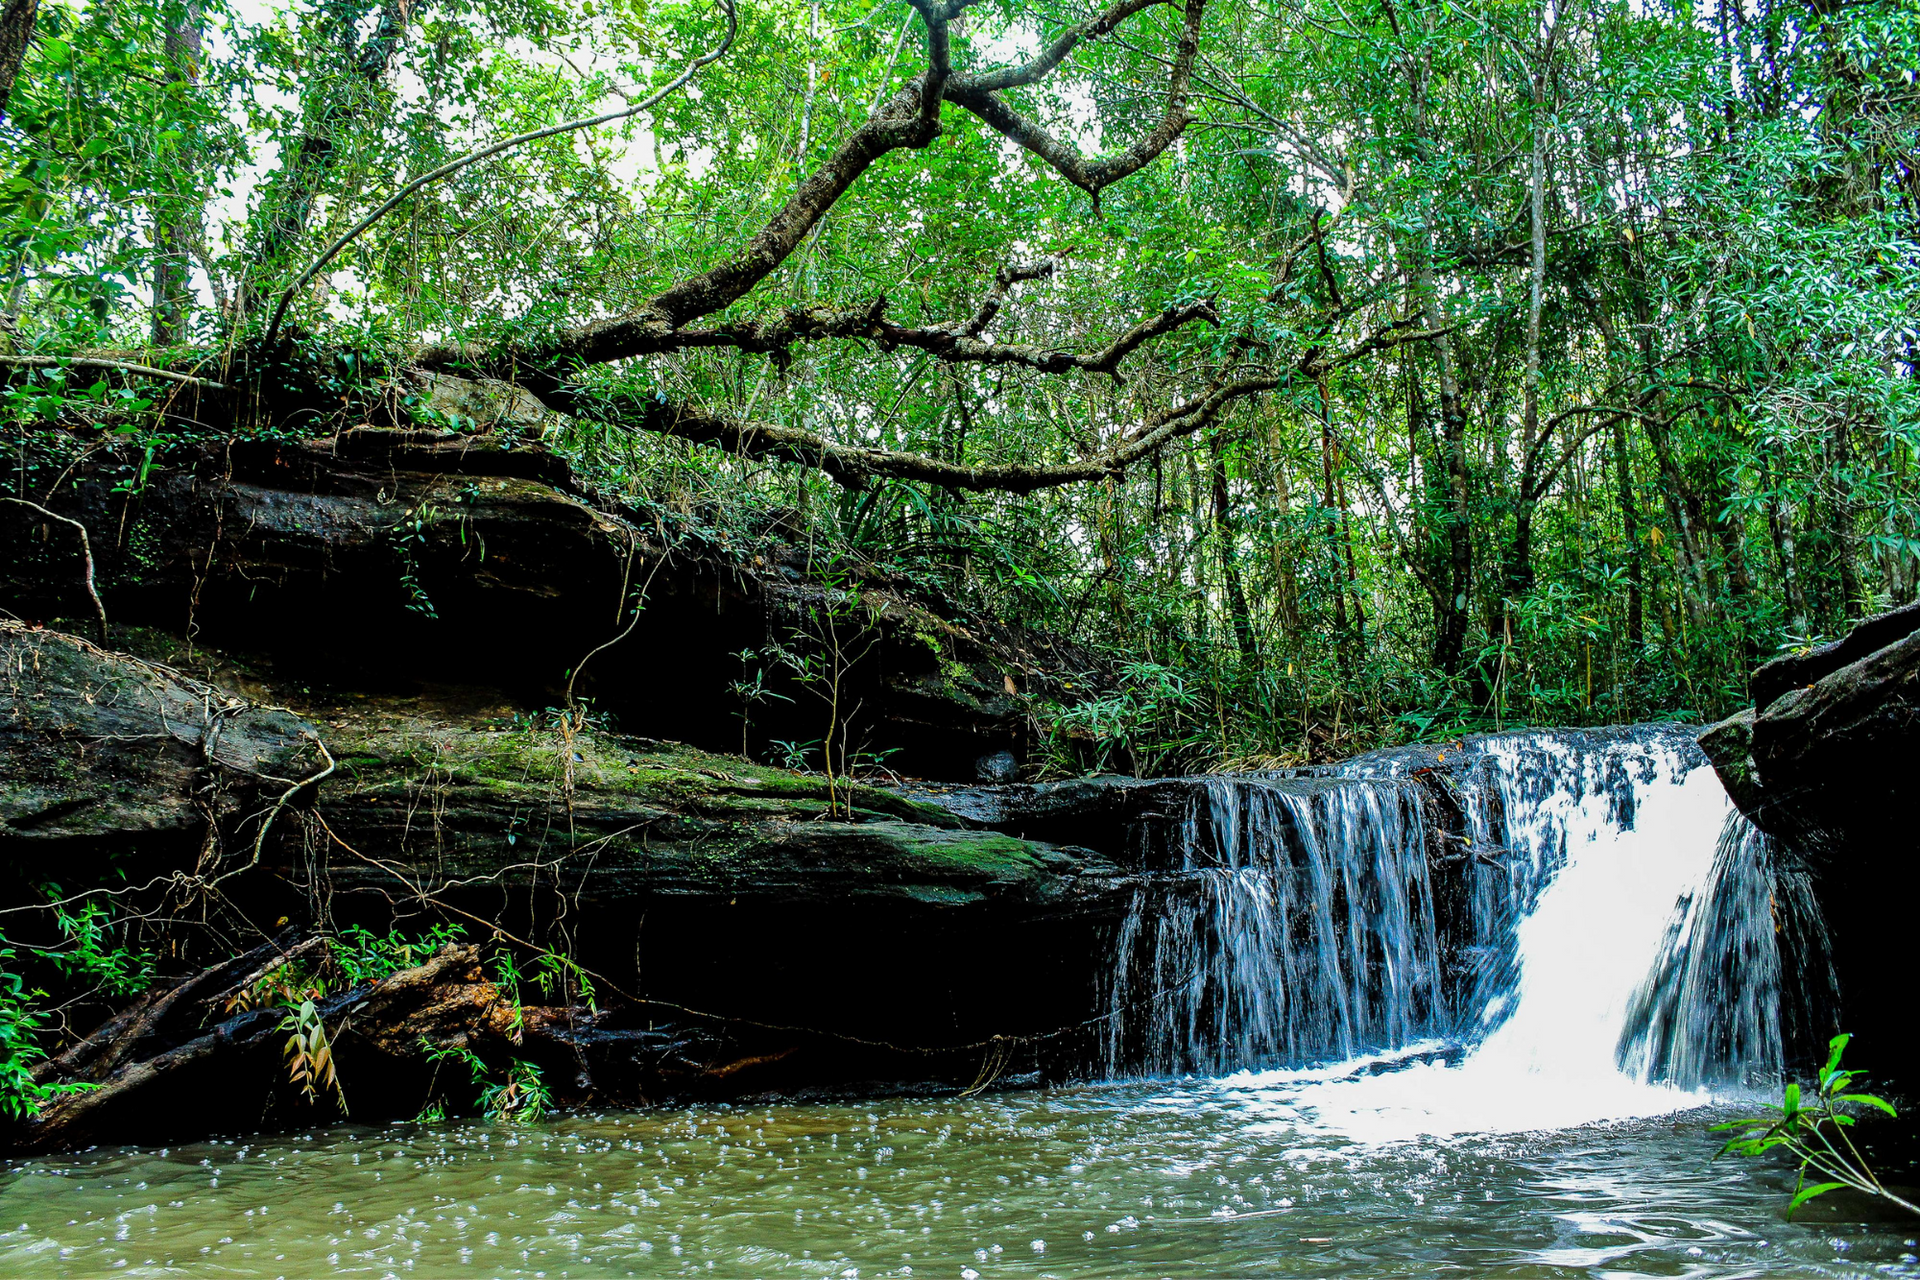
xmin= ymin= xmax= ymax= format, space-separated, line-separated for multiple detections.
xmin=3 ymin=1073 xmax=1917 ymax=1278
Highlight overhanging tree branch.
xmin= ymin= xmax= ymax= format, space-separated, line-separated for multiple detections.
xmin=945 ymin=0 xmax=1207 ymax=199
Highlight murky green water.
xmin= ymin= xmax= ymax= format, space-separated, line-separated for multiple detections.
xmin=3 ymin=1074 xmax=1916 ymax=1278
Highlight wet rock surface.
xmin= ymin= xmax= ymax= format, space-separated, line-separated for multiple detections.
xmin=0 ymin=622 xmax=327 ymax=855
xmin=1700 ymin=602 xmax=1920 ymax=1087
xmin=1 ymin=412 xmax=1103 ymax=780
xmin=1700 ymin=601 xmax=1920 ymax=861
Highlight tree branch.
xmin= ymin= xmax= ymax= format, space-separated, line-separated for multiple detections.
xmin=668 ymin=284 xmax=1218 ymax=377
xmin=1 ymin=498 xmax=107 ymax=644
xmin=0 ymin=354 xmax=225 ymax=389
xmin=945 ymin=0 xmax=1207 ymax=199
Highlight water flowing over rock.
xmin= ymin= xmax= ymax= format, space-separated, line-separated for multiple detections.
xmin=1618 ymin=815 xmax=1839 ymax=1090
xmin=1081 ymin=727 xmax=1837 ymax=1093
xmin=1099 ymin=776 xmax=1444 ymax=1076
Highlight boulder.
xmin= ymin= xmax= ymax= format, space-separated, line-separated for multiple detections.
xmin=1699 ymin=602 xmax=1920 ymax=1089
xmin=1700 ymin=602 xmax=1920 ymax=859
xmin=0 ymin=622 xmax=327 ymax=857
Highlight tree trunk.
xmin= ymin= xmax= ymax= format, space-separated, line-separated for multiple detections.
xmin=0 ymin=0 xmax=38 ymax=122
xmin=1612 ymin=414 xmax=1644 ymax=648
xmin=1829 ymin=415 xmax=1861 ymax=619
xmin=1319 ymin=394 xmax=1350 ymax=655
xmin=1265 ymin=419 xmax=1302 ymax=638
xmin=1210 ymin=435 xmax=1259 ymax=663
xmin=1409 ymin=51 xmax=1473 ymax=677
xmin=151 ymin=1 xmax=204 ymax=346
xmin=237 ymin=0 xmax=408 ymax=322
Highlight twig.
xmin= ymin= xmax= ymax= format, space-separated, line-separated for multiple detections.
xmin=1 ymin=497 xmax=107 ymax=643
xmin=0 ymin=354 xmax=225 ymax=390
xmin=209 ymin=738 xmax=338 ymax=887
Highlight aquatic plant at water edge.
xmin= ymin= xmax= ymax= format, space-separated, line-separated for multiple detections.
xmin=1714 ymin=1034 xmax=1918 ymax=1219
xmin=281 ymin=998 xmax=348 ymax=1115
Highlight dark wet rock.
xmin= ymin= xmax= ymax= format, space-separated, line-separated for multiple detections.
xmin=307 ymin=695 xmax=1125 ymax=913
xmin=1748 ymin=600 xmax=1920 ymax=711
xmin=0 ymin=621 xmax=327 ymax=856
xmin=0 ymin=623 xmax=1135 ymax=1140
xmin=1699 ymin=603 xmax=1920 ymax=1089
xmin=1700 ymin=603 xmax=1920 ymax=859
xmin=974 ymin=749 xmax=1019 ymax=782
xmin=0 ymin=405 xmax=1105 ymax=780
xmin=906 ymin=724 xmax=1711 ymax=865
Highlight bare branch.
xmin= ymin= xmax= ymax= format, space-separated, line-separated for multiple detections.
xmin=668 ymin=284 xmax=1218 ymax=377
xmin=0 ymin=354 xmax=225 ymax=389
xmin=946 ymin=0 xmax=1207 ymax=198
xmin=1 ymin=498 xmax=107 ymax=644
xmin=960 ymin=0 xmax=1167 ymax=92
xmin=618 ymin=365 xmax=1279 ymax=493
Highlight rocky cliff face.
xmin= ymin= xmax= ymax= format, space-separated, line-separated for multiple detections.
xmin=1699 ymin=601 xmax=1920 ymax=1087
xmin=0 ymin=620 xmax=1133 ymax=1145
xmin=3 ymin=393 xmax=1103 ymax=782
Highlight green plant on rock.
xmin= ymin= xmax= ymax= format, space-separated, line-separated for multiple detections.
xmin=531 ymin=950 xmax=596 ymax=1012
xmin=388 ymin=501 xmax=441 ymax=619
xmin=0 ymin=954 xmax=95 ymax=1121
xmin=331 ymin=923 xmax=466 ymax=987
xmin=35 ymin=899 xmax=153 ymax=997
xmin=729 ymin=647 xmax=791 ymax=756
xmin=225 ymin=959 xmax=326 ymax=1013
xmin=1045 ymin=661 xmax=1206 ymax=777
xmin=1714 ymin=1034 xmax=1918 ymax=1219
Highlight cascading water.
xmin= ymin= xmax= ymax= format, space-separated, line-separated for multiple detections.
xmin=1101 ymin=777 xmax=1446 ymax=1076
xmin=1100 ymin=726 xmax=1836 ymax=1135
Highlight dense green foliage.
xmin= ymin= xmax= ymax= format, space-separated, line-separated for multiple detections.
xmin=2 ymin=0 xmax=1916 ymax=770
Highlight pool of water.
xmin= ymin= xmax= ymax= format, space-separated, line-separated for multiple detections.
xmin=3 ymin=1068 xmax=1917 ymax=1279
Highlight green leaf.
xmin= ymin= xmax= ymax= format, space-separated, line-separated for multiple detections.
xmin=1825 ymin=1034 xmax=1851 ymax=1077
xmin=1837 ymin=1093 xmax=1899 ymax=1118
xmin=1786 ymin=1181 xmax=1848 ymax=1216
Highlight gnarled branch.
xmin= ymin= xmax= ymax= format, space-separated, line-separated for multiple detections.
xmin=945 ymin=0 xmax=1207 ymax=199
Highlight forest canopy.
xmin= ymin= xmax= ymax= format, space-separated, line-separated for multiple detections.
xmin=2 ymin=0 xmax=1916 ymax=768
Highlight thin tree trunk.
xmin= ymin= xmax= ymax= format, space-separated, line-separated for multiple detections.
xmin=1210 ymin=436 xmax=1259 ymax=663
xmin=1828 ymin=416 xmax=1861 ymax=618
xmin=0 ymin=0 xmax=39 ymax=122
xmin=1409 ymin=51 xmax=1472 ymax=676
xmin=1612 ymin=414 xmax=1644 ymax=648
xmin=1266 ymin=419 xmax=1302 ymax=637
xmin=151 ymin=2 xmax=204 ymax=346
xmin=238 ymin=0 xmax=408 ymax=322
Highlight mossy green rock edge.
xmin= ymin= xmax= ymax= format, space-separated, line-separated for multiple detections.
xmin=2 ymin=624 xmax=1118 ymax=909
xmin=319 ymin=706 xmax=1120 ymax=908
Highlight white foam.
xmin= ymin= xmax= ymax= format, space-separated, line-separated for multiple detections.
xmin=1272 ymin=744 xmax=1735 ymax=1142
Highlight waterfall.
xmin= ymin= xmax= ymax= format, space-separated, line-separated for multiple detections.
xmin=1100 ymin=726 xmax=1835 ymax=1128
xmin=1101 ymin=777 xmax=1446 ymax=1076
xmin=1617 ymin=815 xmax=1841 ymax=1089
